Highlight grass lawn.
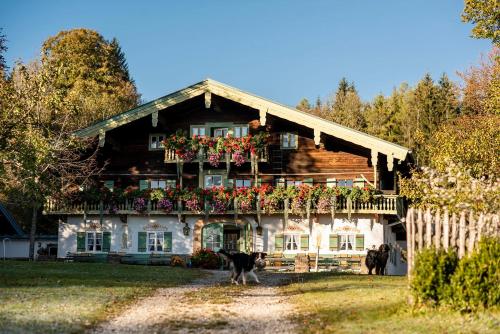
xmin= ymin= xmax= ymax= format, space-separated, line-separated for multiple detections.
xmin=282 ymin=272 xmax=499 ymax=334
xmin=0 ymin=260 xmax=203 ymax=334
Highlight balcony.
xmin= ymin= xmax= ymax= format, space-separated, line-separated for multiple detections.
xmin=164 ymin=147 xmax=269 ymax=163
xmin=44 ymin=194 xmax=398 ymax=216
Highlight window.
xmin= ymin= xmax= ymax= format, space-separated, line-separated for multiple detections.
xmin=166 ymin=179 xmax=177 ymax=188
xmin=353 ymin=178 xmax=365 ymax=188
xmin=233 ymin=126 xmax=249 ymax=138
xmin=281 ymin=132 xmax=298 ymax=149
xmin=150 ymin=180 xmax=166 ymax=189
xmin=337 ymin=179 xmax=353 ymax=187
xmin=339 ymin=234 xmax=355 ymax=251
xmin=287 ymin=180 xmax=302 ymax=187
xmin=235 ymin=179 xmax=252 ymax=188
xmin=147 ymin=231 xmax=164 ymax=252
xmin=285 ymin=235 xmax=300 ymax=251
xmin=87 ymin=232 xmax=103 ymax=252
xmin=204 ymin=227 xmax=222 ymax=250
xmin=213 ymin=128 xmax=229 ymax=138
xmin=149 ymin=134 xmax=165 ymax=150
xmin=191 ymin=127 xmax=206 ymax=137
xmin=204 ymin=175 xmax=223 ymax=188
xmin=326 ymin=178 xmax=337 ymax=188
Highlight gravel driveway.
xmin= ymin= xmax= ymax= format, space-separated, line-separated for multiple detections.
xmin=91 ymin=270 xmax=297 ymax=334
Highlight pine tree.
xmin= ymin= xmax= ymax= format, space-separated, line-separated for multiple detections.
xmin=296 ymin=98 xmax=312 ymax=112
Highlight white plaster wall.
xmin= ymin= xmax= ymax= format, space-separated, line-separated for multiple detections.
xmin=260 ymin=214 xmax=384 ymax=256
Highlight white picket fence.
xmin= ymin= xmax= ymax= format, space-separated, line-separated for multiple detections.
xmin=405 ymin=207 xmax=500 ymax=279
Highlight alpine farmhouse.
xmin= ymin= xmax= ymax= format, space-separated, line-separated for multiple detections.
xmin=45 ymin=79 xmax=412 ymax=274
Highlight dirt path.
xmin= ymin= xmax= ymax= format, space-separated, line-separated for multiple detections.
xmin=92 ymin=270 xmax=297 ymax=334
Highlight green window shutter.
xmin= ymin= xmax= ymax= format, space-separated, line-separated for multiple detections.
xmin=104 ymin=180 xmax=114 ymax=191
xmin=329 ymin=234 xmax=339 ymax=251
xmin=256 ymin=178 xmax=262 ymax=187
xmin=139 ymin=180 xmax=149 ymax=191
xmin=77 ymin=232 xmax=86 ymax=252
xmin=164 ymin=232 xmax=172 ymax=252
xmin=138 ymin=232 xmax=147 ymax=252
xmin=300 ymin=235 xmax=309 ymax=251
xmin=275 ymin=234 xmax=284 ymax=252
xmin=102 ymin=232 xmax=111 ymax=252
xmin=356 ymin=234 xmax=365 ymax=251
xmin=223 ymin=178 xmax=234 ymax=188
xmin=303 ymin=178 xmax=313 ymax=186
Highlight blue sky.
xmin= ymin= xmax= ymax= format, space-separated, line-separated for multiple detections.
xmin=1 ymin=0 xmax=493 ymax=105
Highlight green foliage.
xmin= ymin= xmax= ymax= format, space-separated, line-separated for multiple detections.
xmin=462 ymin=0 xmax=500 ymax=45
xmin=296 ymin=98 xmax=312 ymax=112
xmin=426 ymin=115 xmax=500 ymax=178
xmin=41 ymin=28 xmax=140 ymax=129
xmin=450 ymin=237 xmax=500 ymax=311
xmin=411 ymin=248 xmax=459 ymax=305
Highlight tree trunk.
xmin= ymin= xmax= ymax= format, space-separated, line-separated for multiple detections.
xmin=29 ymin=204 xmax=38 ymax=260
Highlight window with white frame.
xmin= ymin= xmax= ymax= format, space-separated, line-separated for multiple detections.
xmin=191 ymin=127 xmax=206 ymax=137
xmin=284 ymin=234 xmax=300 ymax=251
xmin=87 ymin=232 xmax=103 ymax=252
xmin=150 ymin=180 xmax=166 ymax=189
xmin=235 ymin=179 xmax=252 ymax=188
xmin=147 ymin=231 xmax=164 ymax=252
xmin=213 ymin=128 xmax=229 ymax=138
xmin=204 ymin=175 xmax=223 ymax=188
xmin=339 ymin=234 xmax=355 ymax=251
xmin=281 ymin=132 xmax=298 ymax=149
xmin=233 ymin=126 xmax=249 ymax=138
xmin=149 ymin=134 xmax=165 ymax=150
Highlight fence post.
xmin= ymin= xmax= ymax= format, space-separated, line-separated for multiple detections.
xmin=468 ymin=211 xmax=476 ymax=255
xmin=443 ymin=209 xmax=449 ymax=250
xmin=425 ymin=208 xmax=432 ymax=248
xmin=417 ymin=209 xmax=423 ymax=250
xmin=434 ymin=209 xmax=441 ymax=250
xmin=459 ymin=211 xmax=466 ymax=258
xmin=406 ymin=208 xmax=413 ymax=279
xmin=451 ymin=213 xmax=457 ymax=248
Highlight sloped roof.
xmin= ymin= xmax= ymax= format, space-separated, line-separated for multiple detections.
xmin=75 ymin=79 xmax=411 ymax=161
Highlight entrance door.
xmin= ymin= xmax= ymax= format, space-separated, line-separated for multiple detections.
xmin=202 ymin=223 xmax=223 ymax=251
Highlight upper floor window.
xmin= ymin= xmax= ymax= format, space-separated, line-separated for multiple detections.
xmin=287 ymin=180 xmax=302 ymax=187
xmin=235 ymin=179 xmax=251 ymax=188
xmin=204 ymin=175 xmax=223 ymax=188
xmin=191 ymin=127 xmax=206 ymax=137
xmin=150 ymin=180 xmax=166 ymax=189
xmin=281 ymin=132 xmax=298 ymax=149
xmin=233 ymin=126 xmax=249 ymax=138
xmin=337 ymin=179 xmax=353 ymax=187
xmin=149 ymin=134 xmax=165 ymax=150
xmin=213 ymin=128 xmax=229 ymax=138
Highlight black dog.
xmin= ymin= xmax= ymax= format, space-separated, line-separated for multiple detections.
xmin=218 ymin=249 xmax=266 ymax=285
xmin=365 ymin=244 xmax=391 ymax=275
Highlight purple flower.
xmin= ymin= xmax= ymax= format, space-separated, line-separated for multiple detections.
xmin=158 ymin=198 xmax=173 ymax=213
xmin=185 ymin=198 xmax=201 ymax=212
xmin=208 ymin=152 xmax=222 ymax=167
xmin=211 ymin=199 xmax=226 ymax=214
xmin=133 ymin=197 xmax=147 ymax=212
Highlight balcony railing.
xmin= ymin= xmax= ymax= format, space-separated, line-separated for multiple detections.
xmin=164 ymin=147 xmax=269 ymax=163
xmin=44 ymin=194 xmax=398 ymax=215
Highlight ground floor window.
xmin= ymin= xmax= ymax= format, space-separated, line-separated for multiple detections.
xmin=339 ymin=234 xmax=355 ymax=251
xmin=285 ymin=234 xmax=300 ymax=251
xmin=87 ymin=232 xmax=103 ymax=252
xmin=147 ymin=231 xmax=164 ymax=252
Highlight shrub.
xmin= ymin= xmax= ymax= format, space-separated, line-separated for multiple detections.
xmin=190 ymin=248 xmax=221 ymax=269
xmin=411 ymin=247 xmax=459 ymax=305
xmin=170 ymin=255 xmax=186 ymax=267
xmin=450 ymin=237 xmax=500 ymax=311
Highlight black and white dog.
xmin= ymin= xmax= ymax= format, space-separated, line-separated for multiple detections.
xmin=218 ymin=249 xmax=267 ymax=285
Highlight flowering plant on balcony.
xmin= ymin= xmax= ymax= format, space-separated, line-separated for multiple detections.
xmin=157 ymin=198 xmax=173 ymax=213
xmin=205 ymin=186 xmax=233 ymax=213
xmin=180 ymin=187 xmax=204 ymax=212
xmin=234 ymin=186 xmax=255 ymax=212
xmin=133 ymin=197 xmax=147 ymax=212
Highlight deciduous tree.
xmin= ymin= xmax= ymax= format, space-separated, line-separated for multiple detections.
xmin=462 ymin=0 xmax=500 ymax=45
